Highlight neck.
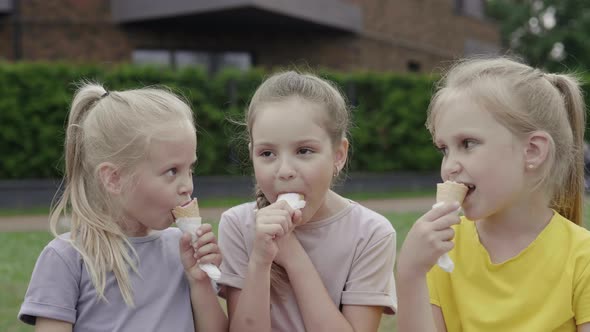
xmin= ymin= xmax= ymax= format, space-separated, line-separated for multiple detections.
xmin=119 ymin=217 xmax=151 ymax=237
xmin=476 ymin=193 xmax=553 ymax=238
xmin=308 ymin=190 xmax=348 ymax=222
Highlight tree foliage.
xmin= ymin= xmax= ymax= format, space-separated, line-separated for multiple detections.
xmin=487 ymin=0 xmax=590 ymax=71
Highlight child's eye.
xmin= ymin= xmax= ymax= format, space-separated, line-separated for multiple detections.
xmin=166 ymin=168 xmax=178 ymax=176
xmin=436 ymin=146 xmax=448 ymax=156
xmin=298 ymin=147 xmax=314 ymax=155
xmin=259 ymin=151 xmax=274 ymax=157
xmin=462 ymin=139 xmax=476 ymax=149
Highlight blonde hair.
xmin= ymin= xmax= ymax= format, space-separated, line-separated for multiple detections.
xmin=246 ymin=71 xmax=350 ymax=294
xmin=426 ymin=57 xmax=586 ymax=224
xmin=50 ymin=82 xmax=195 ymax=306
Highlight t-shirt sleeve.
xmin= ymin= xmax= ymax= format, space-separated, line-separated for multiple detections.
xmin=18 ymin=243 xmax=80 ymax=325
xmin=427 ymin=267 xmax=441 ymax=307
xmin=341 ymin=227 xmax=397 ymax=314
xmin=573 ymin=249 xmax=590 ymax=325
xmin=218 ymin=209 xmax=250 ymax=293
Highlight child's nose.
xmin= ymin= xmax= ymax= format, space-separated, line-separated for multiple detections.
xmin=277 ymin=158 xmax=296 ymax=180
xmin=441 ymin=155 xmax=462 ymax=178
xmin=180 ymin=174 xmax=194 ymax=196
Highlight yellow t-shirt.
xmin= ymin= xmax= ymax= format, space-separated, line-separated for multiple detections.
xmin=427 ymin=212 xmax=590 ymax=331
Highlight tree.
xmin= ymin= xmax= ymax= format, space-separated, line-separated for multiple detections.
xmin=486 ymin=0 xmax=590 ymax=71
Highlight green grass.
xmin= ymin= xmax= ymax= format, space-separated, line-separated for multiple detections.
xmin=5 ymin=200 xmax=590 ymax=331
xmin=0 ymin=232 xmax=54 ymax=332
xmin=0 ymin=211 xmax=421 ymax=332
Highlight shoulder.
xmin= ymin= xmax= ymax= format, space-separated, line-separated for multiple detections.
xmin=159 ymin=227 xmax=182 ymax=241
xmin=34 ymin=233 xmax=83 ymax=278
xmin=219 ymin=202 xmax=256 ymax=226
xmin=349 ymin=202 xmax=395 ymax=236
xmin=339 ymin=203 xmax=395 ymax=249
xmin=551 ymin=213 xmax=590 ymax=258
xmin=44 ymin=234 xmax=82 ymax=263
xmin=218 ymin=202 xmax=257 ymax=235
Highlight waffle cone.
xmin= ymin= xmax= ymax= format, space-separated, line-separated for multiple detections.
xmin=436 ymin=181 xmax=468 ymax=204
xmin=172 ymin=198 xmax=200 ymax=219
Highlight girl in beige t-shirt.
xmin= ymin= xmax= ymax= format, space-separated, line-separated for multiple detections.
xmin=218 ymin=71 xmax=397 ymax=332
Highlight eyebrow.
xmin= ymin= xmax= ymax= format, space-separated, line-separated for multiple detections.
xmin=253 ymin=138 xmax=322 ymax=146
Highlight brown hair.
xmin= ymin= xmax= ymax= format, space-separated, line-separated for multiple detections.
xmin=246 ymin=71 xmax=350 ymax=294
xmin=426 ymin=57 xmax=586 ymax=224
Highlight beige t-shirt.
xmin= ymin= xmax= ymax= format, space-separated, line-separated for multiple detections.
xmin=218 ymin=201 xmax=397 ymax=332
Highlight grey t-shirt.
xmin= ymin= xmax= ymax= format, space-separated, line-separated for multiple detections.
xmin=218 ymin=201 xmax=397 ymax=332
xmin=19 ymin=228 xmax=195 ymax=332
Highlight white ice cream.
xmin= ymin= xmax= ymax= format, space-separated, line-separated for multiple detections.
xmin=277 ymin=193 xmax=306 ymax=210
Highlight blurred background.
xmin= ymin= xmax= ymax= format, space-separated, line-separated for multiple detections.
xmin=1 ymin=0 xmax=589 ymax=208
xmin=1 ymin=0 xmax=589 ymax=331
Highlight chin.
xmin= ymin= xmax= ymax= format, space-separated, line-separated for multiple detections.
xmin=461 ymin=206 xmax=476 ymax=221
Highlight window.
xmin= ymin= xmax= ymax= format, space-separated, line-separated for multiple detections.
xmin=132 ymin=50 xmax=171 ymax=67
xmin=132 ymin=49 xmax=253 ymax=73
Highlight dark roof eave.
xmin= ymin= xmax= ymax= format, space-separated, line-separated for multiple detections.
xmin=110 ymin=0 xmax=362 ymax=33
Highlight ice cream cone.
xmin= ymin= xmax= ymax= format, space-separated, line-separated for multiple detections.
xmin=172 ymin=199 xmax=200 ymax=219
xmin=172 ymin=198 xmax=221 ymax=280
xmin=434 ymin=181 xmax=467 ymax=273
xmin=436 ymin=181 xmax=468 ymax=205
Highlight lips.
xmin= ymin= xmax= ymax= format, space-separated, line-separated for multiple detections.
xmin=449 ymin=181 xmax=475 ymax=198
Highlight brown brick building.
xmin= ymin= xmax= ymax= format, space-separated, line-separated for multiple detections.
xmin=0 ymin=0 xmax=500 ymax=73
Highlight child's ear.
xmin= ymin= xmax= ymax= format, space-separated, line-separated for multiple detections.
xmin=334 ymin=137 xmax=349 ymax=171
xmin=98 ymin=162 xmax=123 ymax=195
xmin=523 ymin=131 xmax=551 ymax=170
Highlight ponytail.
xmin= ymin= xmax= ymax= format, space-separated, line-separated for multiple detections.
xmin=544 ymin=74 xmax=586 ymax=225
xmin=50 ymin=83 xmax=139 ymax=306
xmin=254 ymin=185 xmax=290 ymax=297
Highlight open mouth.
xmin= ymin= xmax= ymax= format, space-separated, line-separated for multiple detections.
xmin=465 ymin=184 xmax=475 ymax=197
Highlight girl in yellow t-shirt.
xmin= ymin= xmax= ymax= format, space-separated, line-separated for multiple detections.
xmin=396 ymin=57 xmax=590 ymax=332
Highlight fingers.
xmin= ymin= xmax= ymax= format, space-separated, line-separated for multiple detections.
xmin=255 ymin=203 xmax=295 ymax=237
xmin=422 ymin=201 xmax=461 ymax=221
xmin=292 ymin=209 xmax=303 ymax=226
xmin=179 ymin=233 xmax=197 ymax=270
xmin=417 ymin=202 xmax=461 ymax=231
xmin=179 ymin=233 xmax=193 ymax=253
xmin=196 ymin=223 xmax=212 ymax=236
xmin=437 ymin=227 xmax=455 ymax=242
xmin=431 ymin=213 xmax=461 ymax=231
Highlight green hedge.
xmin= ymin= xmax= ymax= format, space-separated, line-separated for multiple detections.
xmin=1 ymin=62 xmax=588 ymax=179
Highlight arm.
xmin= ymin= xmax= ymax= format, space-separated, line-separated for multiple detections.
xmin=227 ymin=261 xmax=273 ymax=332
xmin=579 ymin=323 xmax=590 ymax=332
xmin=187 ymin=278 xmax=227 ymax=332
xmin=396 ymin=271 xmax=447 ymax=332
xmin=180 ymin=226 xmax=227 ymax=332
xmin=280 ymin=236 xmax=380 ymax=332
xmin=395 ymin=202 xmax=460 ymax=332
xmin=35 ymin=317 xmax=72 ymax=332
xmin=227 ymin=201 xmax=294 ymax=332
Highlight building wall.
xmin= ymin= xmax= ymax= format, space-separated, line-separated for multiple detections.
xmin=0 ymin=0 xmax=500 ymax=73
xmin=349 ymin=0 xmax=499 ymax=71
xmin=11 ymin=0 xmax=129 ymax=62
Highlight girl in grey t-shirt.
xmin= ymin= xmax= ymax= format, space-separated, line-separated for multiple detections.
xmin=19 ymin=84 xmax=227 ymax=332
